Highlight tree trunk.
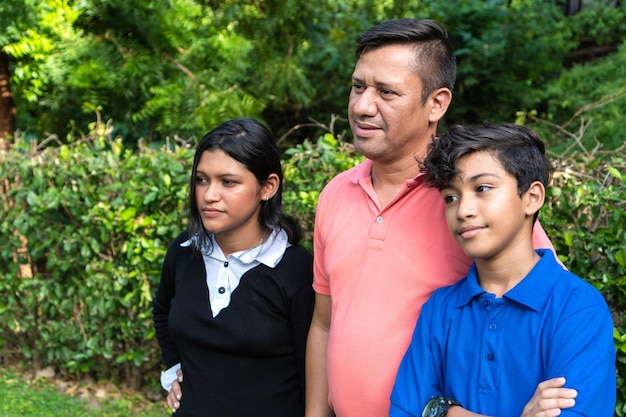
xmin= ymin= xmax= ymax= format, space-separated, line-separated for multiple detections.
xmin=0 ymin=50 xmax=16 ymax=151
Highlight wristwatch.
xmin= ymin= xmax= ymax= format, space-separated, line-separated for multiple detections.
xmin=421 ymin=396 xmax=462 ymax=417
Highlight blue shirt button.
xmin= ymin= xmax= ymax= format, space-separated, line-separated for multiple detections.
xmin=487 ymin=353 xmax=495 ymax=361
xmin=489 ymin=323 xmax=497 ymax=331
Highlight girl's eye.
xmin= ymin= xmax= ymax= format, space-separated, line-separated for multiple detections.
xmin=222 ymin=179 xmax=236 ymax=186
xmin=196 ymin=177 xmax=208 ymax=184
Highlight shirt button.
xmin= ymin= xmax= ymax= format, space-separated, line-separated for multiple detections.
xmin=223 ymin=261 xmax=229 ymax=267
xmin=218 ymin=287 xmax=226 ymax=294
xmin=482 ymin=300 xmax=490 ymax=307
xmin=376 ymin=216 xmax=383 ymax=224
xmin=488 ymin=323 xmax=497 ymax=331
xmin=487 ymin=353 xmax=495 ymax=361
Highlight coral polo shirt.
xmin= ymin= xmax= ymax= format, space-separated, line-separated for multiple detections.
xmin=313 ymin=159 xmax=556 ymax=417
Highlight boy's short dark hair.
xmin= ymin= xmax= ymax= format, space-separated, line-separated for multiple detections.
xmin=422 ymin=123 xmax=553 ymax=197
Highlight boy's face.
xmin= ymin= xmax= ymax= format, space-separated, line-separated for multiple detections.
xmin=440 ymin=150 xmax=536 ymax=262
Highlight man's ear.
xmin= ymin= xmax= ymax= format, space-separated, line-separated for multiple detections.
xmin=262 ymin=173 xmax=280 ymax=201
xmin=428 ymin=88 xmax=452 ymax=124
xmin=524 ymin=181 xmax=546 ymax=217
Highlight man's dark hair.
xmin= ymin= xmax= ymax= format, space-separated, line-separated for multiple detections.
xmin=356 ymin=18 xmax=456 ymax=104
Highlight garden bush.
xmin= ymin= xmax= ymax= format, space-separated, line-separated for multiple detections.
xmin=0 ymin=119 xmax=192 ymax=389
xmin=0 ymin=118 xmax=624 ymax=413
xmin=541 ymin=147 xmax=626 ymax=415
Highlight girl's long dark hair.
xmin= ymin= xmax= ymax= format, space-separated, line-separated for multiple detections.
xmin=188 ymin=118 xmax=301 ymax=253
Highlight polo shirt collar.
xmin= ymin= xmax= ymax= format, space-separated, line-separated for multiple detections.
xmin=346 ymin=159 xmax=374 ymax=184
xmin=457 ymin=249 xmax=561 ymax=313
xmin=347 ymin=159 xmax=426 ymax=187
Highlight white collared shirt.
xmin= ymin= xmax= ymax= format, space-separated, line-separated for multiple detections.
xmin=201 ymin=228 xmax=289 ymax=317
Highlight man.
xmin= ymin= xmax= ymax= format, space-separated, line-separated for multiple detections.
xmin=305 ymin=19 xmax=558 ymax=417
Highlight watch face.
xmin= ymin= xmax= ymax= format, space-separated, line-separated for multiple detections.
xmin=422 ymin=399 xmax=442 ymax=417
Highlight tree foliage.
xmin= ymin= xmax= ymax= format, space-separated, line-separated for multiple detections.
xmin=521 ymin=39 xmax=626 ymax=152
xmin=1 ymin=0 xmax=624 ymax=145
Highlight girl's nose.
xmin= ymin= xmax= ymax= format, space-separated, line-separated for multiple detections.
xmin=203 ymin=184 xmax=220 ymax=202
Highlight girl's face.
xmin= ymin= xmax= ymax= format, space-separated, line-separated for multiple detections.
xmin=194 ymin=149 xmax=277 ymax=249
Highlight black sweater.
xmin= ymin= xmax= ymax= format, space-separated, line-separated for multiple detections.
xmin=153 ymin=231 xmax=314 ymax=417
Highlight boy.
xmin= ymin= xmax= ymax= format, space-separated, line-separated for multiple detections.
xmin=389 ymin=123 xmax=616 ymax=417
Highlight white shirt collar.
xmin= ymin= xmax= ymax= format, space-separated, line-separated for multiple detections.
xmin=180 ymin=228 xmax=289 ymax=266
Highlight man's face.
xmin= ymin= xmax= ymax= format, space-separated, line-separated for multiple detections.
xmin=348 ymin=43 xmax=435 ymax=163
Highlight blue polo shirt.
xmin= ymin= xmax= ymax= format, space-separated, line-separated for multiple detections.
xmin=390 ymin=249 xmax=615 ymax=417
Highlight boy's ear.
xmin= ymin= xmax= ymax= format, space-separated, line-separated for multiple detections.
xmin=524 ymin=181 xmax=545 ymax=217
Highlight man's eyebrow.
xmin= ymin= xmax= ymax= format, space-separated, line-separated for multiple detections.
xmin=351 ymin=76 xmax=397 ymax=90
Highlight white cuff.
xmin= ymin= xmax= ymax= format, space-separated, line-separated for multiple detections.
xmin=160 ymin=363 xmax=182 ymax=392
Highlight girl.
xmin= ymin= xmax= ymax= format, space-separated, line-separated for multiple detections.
xmin=152 ymin=118 xmax=314 ymax=416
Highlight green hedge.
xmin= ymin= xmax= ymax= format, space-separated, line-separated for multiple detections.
xmin=541 ymin=152 xmax=626 ymax=415
xmin=0 ymin=123 xmax=192 ymax=388
xmin=1 ymin=122 xmax=624 ymax=413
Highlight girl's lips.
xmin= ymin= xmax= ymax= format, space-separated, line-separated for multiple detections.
xmin=202 ymin=208 xmax=223 ymax=218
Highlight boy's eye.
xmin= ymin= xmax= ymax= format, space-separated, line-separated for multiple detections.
xmin=476 ymin=185 xmax=491 ymax=193
xmin=443 ymin=194 xmax=458 ymax=204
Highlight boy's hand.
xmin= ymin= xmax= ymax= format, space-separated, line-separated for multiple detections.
xmin=520 ymin=377 xmax=577 ymax=417
xmin=166 ymin=368 xmax=184 ymax=413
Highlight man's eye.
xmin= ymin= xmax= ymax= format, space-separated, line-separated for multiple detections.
xmin=352 ymin=83 xmax=364 ymax=92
